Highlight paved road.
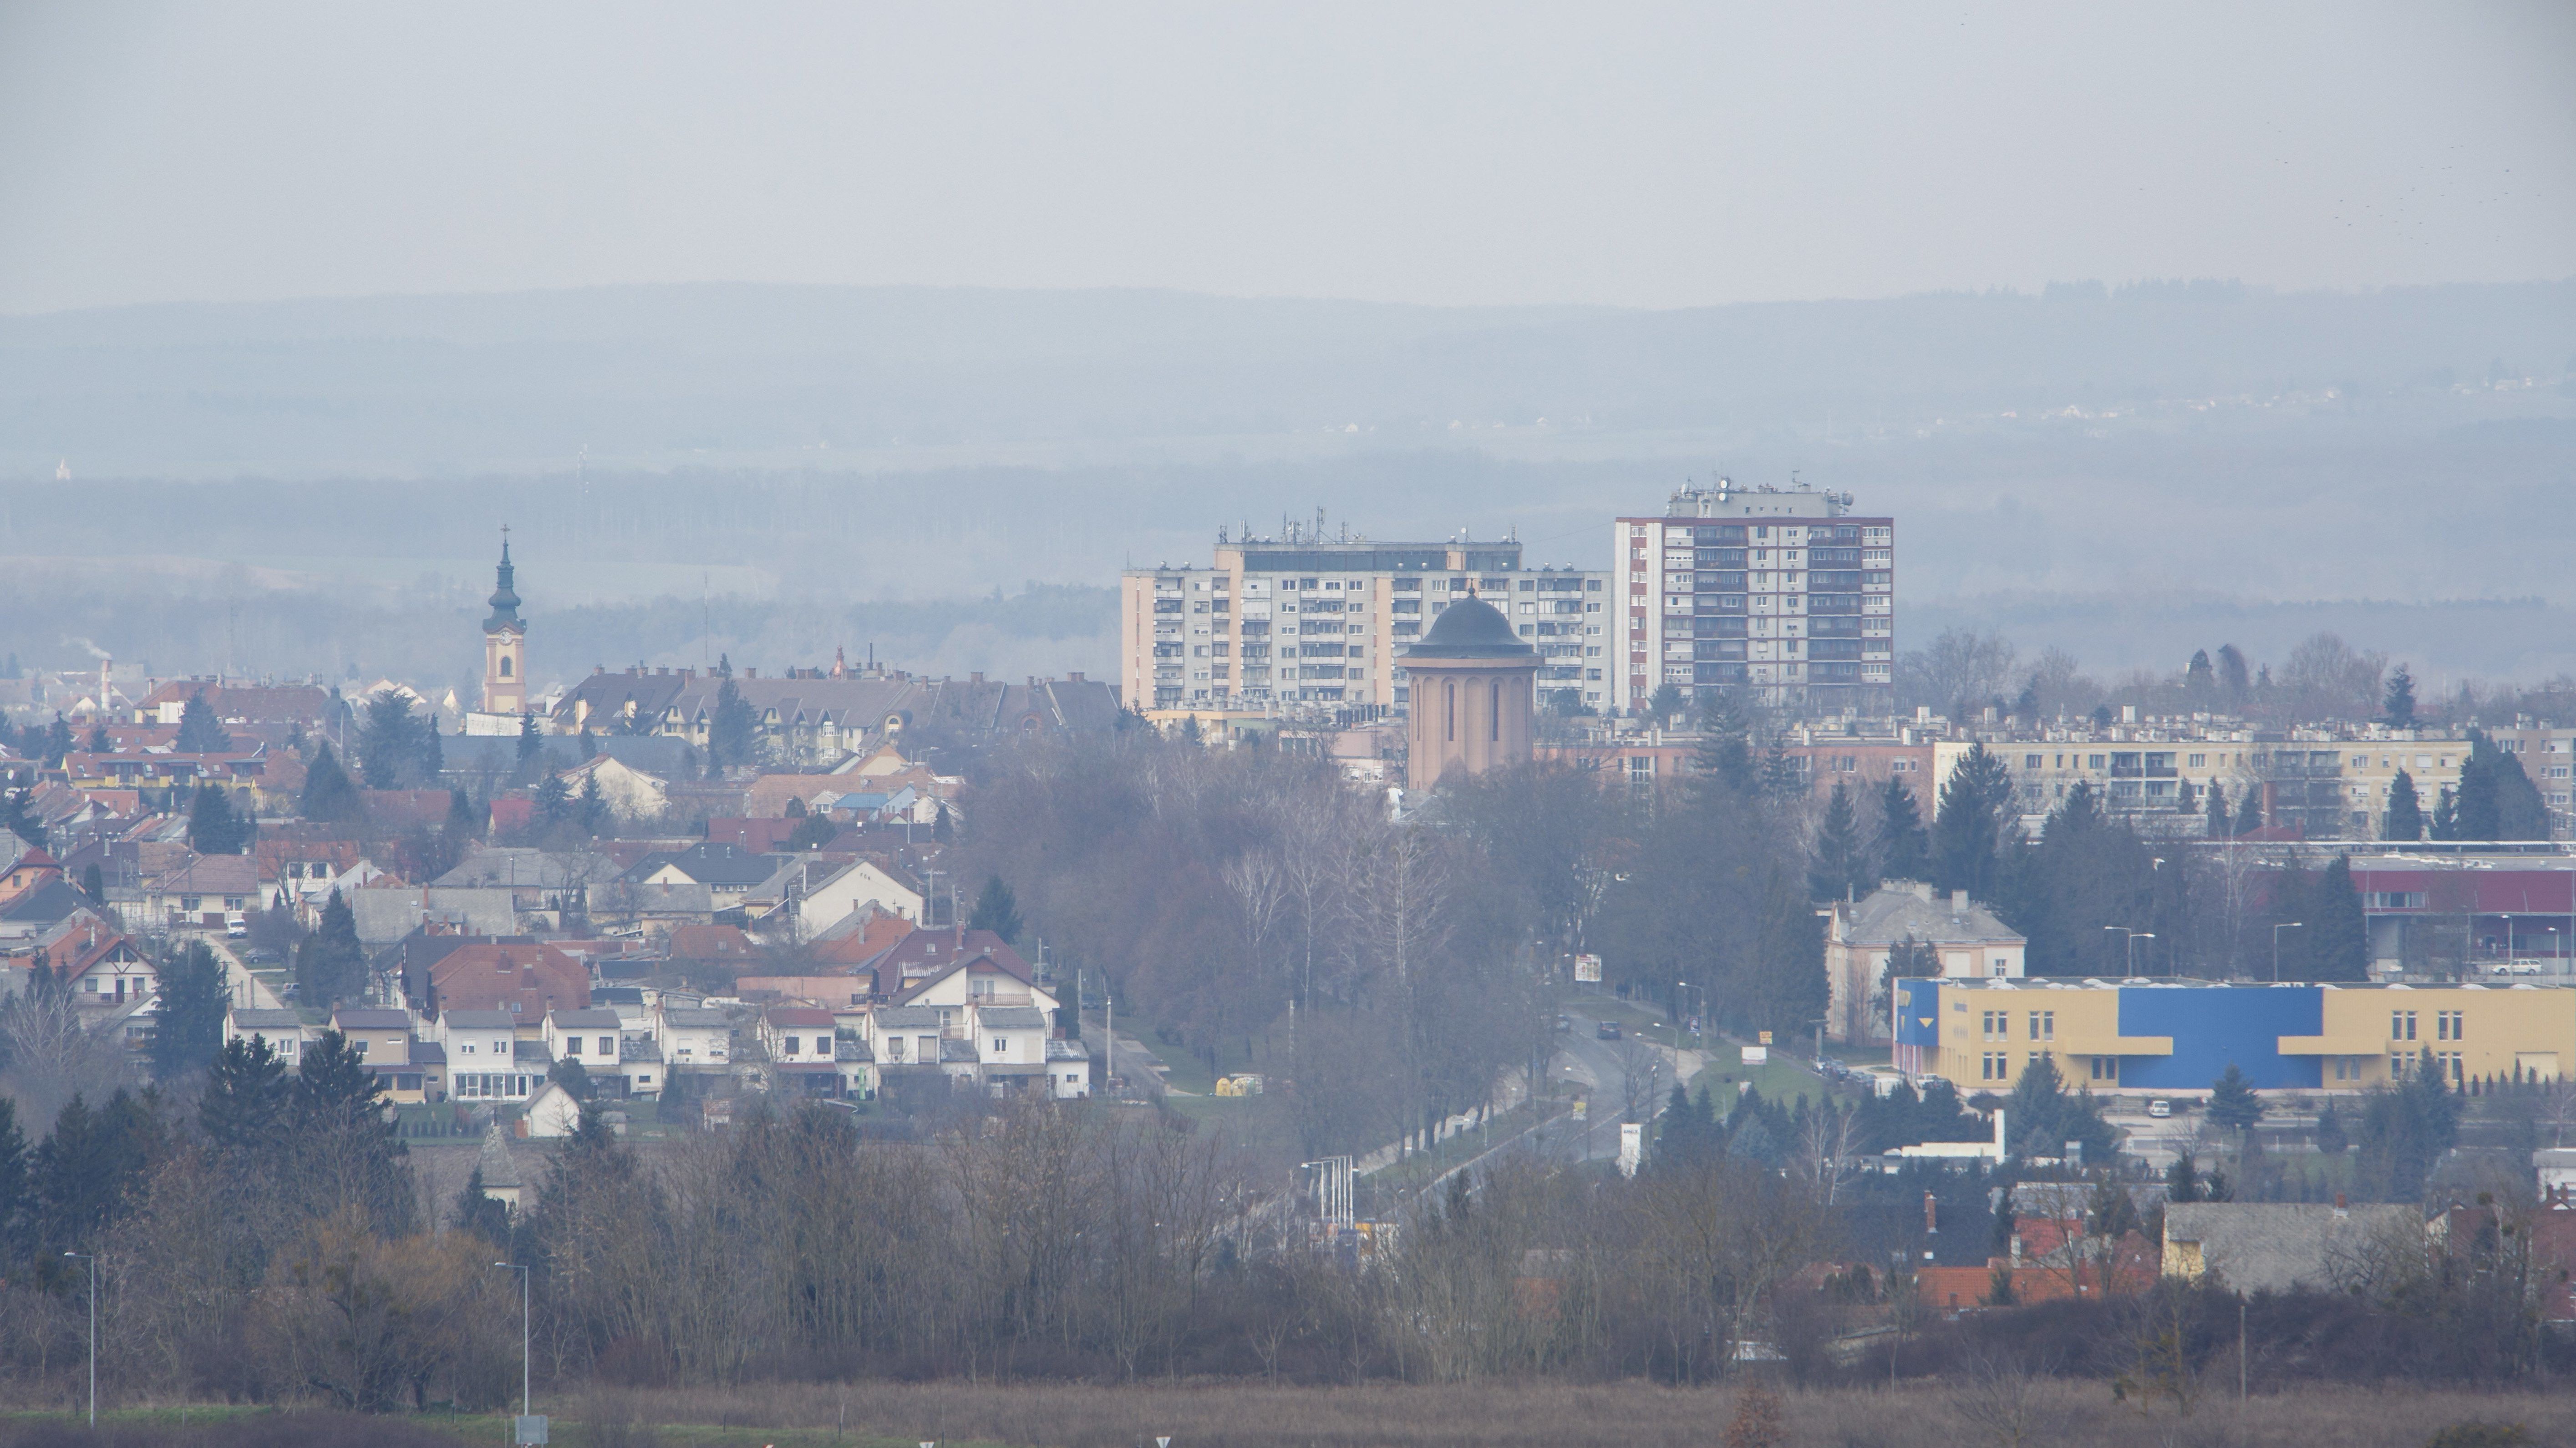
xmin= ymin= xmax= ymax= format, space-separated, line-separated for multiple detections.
xmin=177 ymin=928 xmax=289 ymax=1010
xmin=1545 ymin=1005 xmax=1700 ymax=1163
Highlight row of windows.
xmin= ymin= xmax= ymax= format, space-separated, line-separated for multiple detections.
xmin=1979 ymin=1010 xmax=2054 ymax=1042
xmin=2390 ymin=1010 xmax=2466 ymax=1042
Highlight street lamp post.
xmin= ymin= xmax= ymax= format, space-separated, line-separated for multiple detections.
xmin=62 ymin=1251 xmax=95 ymax=1428
xmin=2129 ymin=932 xmax=2156 ymax=975
xmin=2273 ymin=921 xmax=2305 ymax=982
xmin=2104 ymin=926 xmax=2135 ymax=977
xmin=492 ymin=1262 xmax=531 ymax=1431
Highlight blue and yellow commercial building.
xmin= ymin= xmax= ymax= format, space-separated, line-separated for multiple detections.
xmin=1894 ymin=977 xmax=2576 ymax=1094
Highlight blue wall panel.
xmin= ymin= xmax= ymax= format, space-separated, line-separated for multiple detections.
xmin=2117 ymin=985 xmax=2322 ymax=1090
xmin=1895 ymin=980 xmax=1942 ymax=1051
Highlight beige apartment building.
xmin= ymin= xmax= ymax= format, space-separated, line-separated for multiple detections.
xmin=1119 ymin=526 xmax=1607 ymax=715
xmin=1612 ymin=478 xmax=1895 ymax=716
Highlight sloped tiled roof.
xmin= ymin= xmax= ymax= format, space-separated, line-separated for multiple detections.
xmin=2164 ymin=1203 xmax=2421 ymax=1294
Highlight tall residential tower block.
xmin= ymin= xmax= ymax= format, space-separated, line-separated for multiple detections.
xmin=1613 ymin=480 xmax=1894 ymax=714
xmin=1121 ymin=526 xmax=1607 ymax=715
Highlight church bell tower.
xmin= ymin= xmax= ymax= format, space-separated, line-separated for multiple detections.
xmin=481 ymin=532 xmax=527 ymax=716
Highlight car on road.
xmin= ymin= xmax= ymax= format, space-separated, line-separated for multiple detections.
xmin=1555 ymin=1014 xmax=1571 ymax=1032
xmin=1596 ymin=1021 xmax=1621 ymax=1041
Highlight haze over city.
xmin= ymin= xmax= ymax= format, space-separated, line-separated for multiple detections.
xmin=2 ymin=5 xmax=2575 ymax=1446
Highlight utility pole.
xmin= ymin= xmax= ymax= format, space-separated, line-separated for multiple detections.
xmin=63 ymin=1251 xmax=95 ymax=1428
xmin=493 ymin=1261 xmax=535 ymax=1441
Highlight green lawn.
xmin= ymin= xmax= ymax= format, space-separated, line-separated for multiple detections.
xmin=1688 ymin=1041 xmax=1866 ymax=1112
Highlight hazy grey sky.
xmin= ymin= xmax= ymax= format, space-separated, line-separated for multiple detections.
xmin=3 ymin=2 xmax=2570 ymax=314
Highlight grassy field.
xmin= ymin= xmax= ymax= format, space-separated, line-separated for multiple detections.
xmin=1688 ymin=1041 xmax=1867 ymax=1114
xmin=12 ymin=1381 xmax=2572 ymax=1448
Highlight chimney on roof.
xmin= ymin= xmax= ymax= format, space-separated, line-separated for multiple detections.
xmin=1952 ymin=889 xmax=1967 ymax=915
xmin=1068 ymin=672 xmax=1084 ymax=683
xmin=744 ymin=668 xmax=757 ymax=679
xmin=970 ymin=672 xmax=984 ymax=685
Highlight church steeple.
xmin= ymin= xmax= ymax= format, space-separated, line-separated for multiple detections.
xmin=479 ymin=528 xmax=528 ymax=717
xmin=485 ymin=531 xmax=523 ymax=633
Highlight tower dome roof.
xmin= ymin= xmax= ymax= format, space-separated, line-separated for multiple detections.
xmin=1402 ymin=596 xmax=1537 ymax=660
xmin=484 ymin=537 xmax=523 ymax=633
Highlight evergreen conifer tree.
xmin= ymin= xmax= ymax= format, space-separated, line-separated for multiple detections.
xmin=2384 ymin=770 xmax=2424 ymax=841
xmin=1873 ymin=778 xmax=1930 ymax=882
xmin=80 ymin=863 xmax=103 ymax=903
xmin=2205 ymin=780 xmax=2230 ymax=838
xmin=932 ymin=803 xmax=954 ymax=843
xmin=2310 ymin=855 xmax=2369 ymax=980
xmin=2453 ymin=731 xmax=2549 ymax=840
xmin=175 ymin=690 xmax=232 ymax=753
xmin=1691 ymin=690 xmax=1755 ymax=799
xmin=149 ymin=942 xmax=228 ymax=1079
xmin=574 ymin=773 xmax=610 ymax=836
xmin=0 ymin=1099 xmax=22 ymax=1263
xmin=1808 ymin=782 xmax=1868 ymax=901
xmin=2 ymin=786 xmax=43 ymax=850
xmin=2163 ymin=1151 xmax=2203 ymax=1205
xmin=1645 ymin=682 xmax=1686 ymax=724
xmin=455 ymin=1166 xmax=513 ymax=1247
xmin=2216 ymin=645 xmax=2251 ymax=703
xmin=2182 ymin=648 xmax=2215 ymax=701
xmin=447 ymin=787 xmax=484 ymax=839
xmin=2315 ymin=1100 xmax=2349 ymax=1155
xmin=2207 ymin=1063 xmax=2266 ymax=1133
xmin=198 ymin=1036 xmax=292 ymax=1155
xmin=533 ymin=772 xmax=573 ymax=829
xmin=417 ymin=712 xmax=444 ymax=785
xmin=358 ymin=689 xmax=422 ymax=789
xmin=710 ymin=673 xmax=757 ymax=768
xmin=2430 ymin=784 xmax=2460 ymax=840
xmin=970 ymin=874 xmax=1025 ymax=943
xmin=514 ymin=710 xmax=543 ymax=780
xmin=186 ymin=782 xmax=249 ymax=854
xmin=294 ymin=888 xmax=367 ymax=1008
xmin=2383 ymin=664 xmax=2417 ymax=728
xmin=32 ymin=1090 xmax=159 ymax=1253
xmin=1931 ymin=743 xmax=2016 ymax=900
xmin=298 ymin=743 xmax=364 ymax=824
xmin=2233 ymin=787 xmax=2265 ymax=837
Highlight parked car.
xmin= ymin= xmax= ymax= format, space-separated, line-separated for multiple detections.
xmin=224 ymin=912 xmax=249 ymax=938
xmin=1596 ymin=1021 xmax=1622 ymax=1041
xmin=2146 ymin=1099 xmax=2173 ymax=1119
xmin=1555 ymin=1013 xmax=1572 ymax=1033
xmin=244 ymin=948 xmax=281 ymax=966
